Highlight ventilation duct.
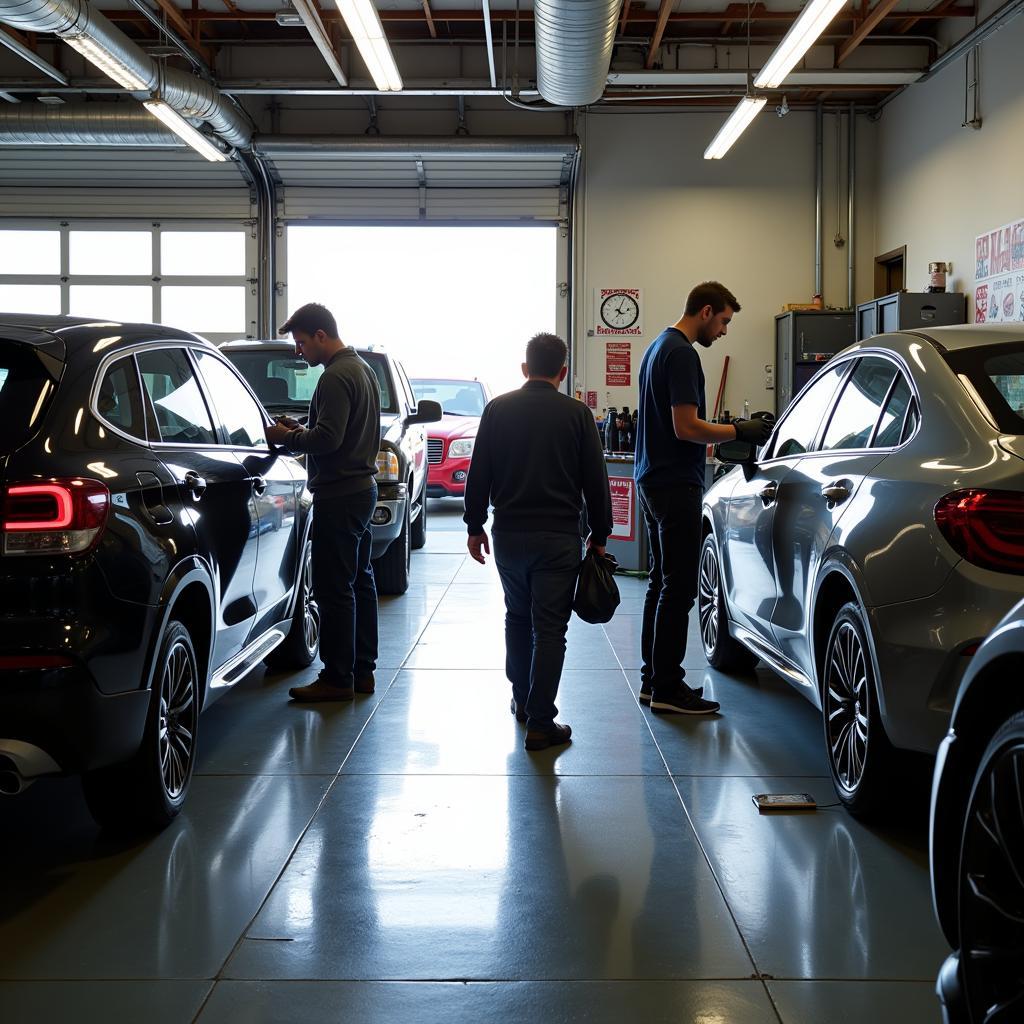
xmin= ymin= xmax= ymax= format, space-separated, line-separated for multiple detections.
xmin=533 ymin=0 xmax=619 ymax=106
xmin=0 ymin=0 xmax=252 ymax=148
xmin=0 ymin=102 xmax=178 ymax=144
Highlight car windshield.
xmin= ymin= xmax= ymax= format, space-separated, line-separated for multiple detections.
xmin=0 ymin=340 xmax=59 ymax=456
xmin=945 ymin=342 xmax=1024 ymax=434
xmin=411 ymin=379 xmax=485 ymax=416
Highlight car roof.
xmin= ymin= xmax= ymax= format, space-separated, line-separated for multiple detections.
xmin=909 ymin=323 xmax=1024 ymax=351
xmin=0 ymin=312 xmax=211 ymax=356
xmin=219 ymin=339 xmax=389 ymax=356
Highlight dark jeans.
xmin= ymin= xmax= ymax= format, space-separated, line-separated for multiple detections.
xmin=639 ymin=482 xmax=703 ymax=693
xmin=493 ymin=530 xmax=582 ymax=730
xmin=310 ymin=484 xmax=378 ymax=688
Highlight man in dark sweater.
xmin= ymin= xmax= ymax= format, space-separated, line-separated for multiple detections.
xmin=464 ymin=333 xmax=612 ymax=752
xmin=635 ymin=282 xmax=771 ymax=715
xmin=266 ymin=303 xmax=382 ymax=702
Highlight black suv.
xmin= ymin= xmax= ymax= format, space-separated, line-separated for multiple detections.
xmin=0 ymin=314 xmax=317 ymax=830
xmin=221 ymin=341 xmax=441 ymax=595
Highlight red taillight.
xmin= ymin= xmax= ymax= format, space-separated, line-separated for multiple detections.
xmin=2 ymin=478 xmax=110 ymax=556
xmin=934 ymin=489 xmax=1024 ymax=574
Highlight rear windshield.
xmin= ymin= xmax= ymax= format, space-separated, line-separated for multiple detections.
xmin=946 ymin=343 xmax=1024 ymax=434
xmin=411 ymin=379 xmax=486 ymax=417
xmin=0 ymin=341 xmax=59 ymax=455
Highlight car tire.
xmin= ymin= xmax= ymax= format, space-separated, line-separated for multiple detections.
xmin=82 ymin=620 xmax=200 ymax=832
xmin=957 ymin=710 xmax=1024 ymax=1021
xmin=264 ymin=539 xmax=319 ymax=670
xmin=698 ymin=533 xmax=759 ymax=672
xmin=822 ymin=601 xmax=894 ymax=817
xmin=410 ymin=483 xmax=427 ymax=550
xmin=373 ymin=502 xmax=410 ymax=596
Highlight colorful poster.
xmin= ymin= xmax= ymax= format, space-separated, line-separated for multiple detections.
xmin=1012 ymin=220 xmax=1024 ymax=272
xmin=975 ymin=283 xmax=988 ymax=323
xmin=586 ymin=390 xmax=598 ymax=409
xmin=605 ymin=341 xmax=632 ymax=387
xmin=976 ymin=234 xmax=991 ymax=280
xmin=987 ymin=275 xmax=1015 ymax=323
xmin=975 ymin=218 xmax=1024 ymax=322
xmin=609 ymin=476 xmax=635 ymax=542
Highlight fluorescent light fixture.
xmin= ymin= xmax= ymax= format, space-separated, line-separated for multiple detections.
xmin=753 ymin=0 xmax=848 ymax=88
xmin=703 ymin=96 xmax=766 ymax=159
xmin=143 ymin=99 xmax=229 ymax=162
xmin=289 ymin=0 xmax=348 ymax=87
xmin=64 ymin=34 xmax=149 ymax=91
xmin=275 ymin=9 xmax=304 ymax=25
xmin=333 ymin=0 xmax=403 ymax=91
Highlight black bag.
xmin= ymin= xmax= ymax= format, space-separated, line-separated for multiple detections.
xmin=573 ymin=549 xmax=621 ymax=624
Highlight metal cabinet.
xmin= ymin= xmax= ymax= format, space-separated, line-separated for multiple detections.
xmin=856 ymin=291 xmax=965 ymax=340
xmin=774 ymin=311 xmax=854 ymax=415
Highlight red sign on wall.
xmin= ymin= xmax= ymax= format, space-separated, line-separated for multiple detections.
xmin=606 ymin=341 xmax=632 ymax=387
xmin=586 ymin=390 xmax=598 ymax=409
xmin=609 ymin=476 xmax=635 ymax=542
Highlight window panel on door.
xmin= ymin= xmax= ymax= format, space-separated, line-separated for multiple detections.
xmin=768 ymin=364 xmax=846 ymax=459
xmin=821 ymin=357 xmax=899 ymax=451
xmin=97 ymin=356 xmax=146 ymax=440
xmin=874 ymin=375 xmax=913 ymax=448
xmin=194 ymin=351 xmax=269 ymax=449
xmin=136 ymin=348 xmax=217 ymax=444
xmin=0 ymin=230 xmax=60 ymax=275
xmin=69 ymin=231 xmax=152 ymax=276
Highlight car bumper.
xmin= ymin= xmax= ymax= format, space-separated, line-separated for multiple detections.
xmin=370 ymin=480 xmax=407 ymax=559
xmin=426 ymin=458 xmax=470 ymax=497
xmin=869 ymin=560 xmax=1024 ymax=752
xmin=937 ymin=953 xmax=968 ymax=1024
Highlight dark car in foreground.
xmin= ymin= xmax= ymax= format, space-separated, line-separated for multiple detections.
xmin=702 ymin=325 xmax=1024 ymax=816
xmin=0 ymin=314 xmax=317 ymax=830
xmin=222 ymin=341 xmax=441 ymax=595
xmin=931 ymin=596 xmax=1024 ymax=1024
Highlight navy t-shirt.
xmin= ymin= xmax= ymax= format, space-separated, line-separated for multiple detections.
xmin=635 ymin=327 xmax=707 ymax=489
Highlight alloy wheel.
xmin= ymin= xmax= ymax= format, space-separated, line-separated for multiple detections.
xmin=698 ymin=543 xmax=720 ymax=655
xmin=301 ymin=546 xmax=320 ymax=654
xmin=158 ymin=640 xmax=197 ymax=800
xmin=825 ymin=621 xmax=869 ymax=794
xmin=960 ymin=739 xmax=1024 ymax=1023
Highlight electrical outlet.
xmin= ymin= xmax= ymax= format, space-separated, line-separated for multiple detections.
xmin=764 ymin=364 xmax=775 ymax=391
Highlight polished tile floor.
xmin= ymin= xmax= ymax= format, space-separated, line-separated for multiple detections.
xmin=0 ymin=504 xmax=948 ymax=1023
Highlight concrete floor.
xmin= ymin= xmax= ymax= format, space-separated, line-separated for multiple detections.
xmin=0 ymin=502 xmax=948 ymax=1022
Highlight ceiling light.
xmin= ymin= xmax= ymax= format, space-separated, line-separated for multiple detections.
xmin=64 ymin=34 xmax=149 ymax=92
xmin=333 ymin=0 xmax=403 ymax=91
xmin=289 ymin=0 xmax=347 ymax=87
xmin=143 ymin=99 xmax=229 ymax=162
xmin=753 ymin=0 xmax=848 ymax=89
xmin=275 ymin=9 xmax=304 ymax=25
xmin=703 ymin=96 xmax=766 ymax=159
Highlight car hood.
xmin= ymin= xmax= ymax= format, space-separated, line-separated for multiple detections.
xmin=429 ymin=415 xmax=480 ymax=440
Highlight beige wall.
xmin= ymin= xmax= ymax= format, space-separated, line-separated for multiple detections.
xmin=876 ymin=12 xmax=1024 ymax=316
xmin=573 ymin=106 xmax=876 ymax=418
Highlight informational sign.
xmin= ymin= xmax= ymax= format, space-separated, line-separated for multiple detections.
xmin=975 ymin=218 xmax=1024 ymax=322
xmin=609 ymin=476 xmax=635 ymax=542
xmin=596 ymin=288 xmax=643 ymax=336
xmin=586 ymin=390 xmax=598 ymax=409
xmin=606 ymin=340 xmax=632 ymax=387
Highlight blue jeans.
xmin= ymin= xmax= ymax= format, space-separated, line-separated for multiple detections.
xmin=310 ymin=484 xmax=378 ymax=687
xmin=493 ymin=530 xmax=582 ymax=730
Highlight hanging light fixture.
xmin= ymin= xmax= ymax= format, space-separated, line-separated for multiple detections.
xmin=704 ymin=96 xmax=766 ymax=160
xmin=143 ymin=98 xmax=230 ymax=162
xmin=332 ymin=0 xmax=403 ymax=91
xmin=754 ymin=0 xmax=849 ymax=88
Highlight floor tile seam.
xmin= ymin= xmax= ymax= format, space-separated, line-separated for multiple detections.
xmin=208 ymin=974 xmax=781 ymax=984
xmin=204 ymin=563 xmax=465 ymax=991
xmin=330 ymin=771 xmax=680 ymax=778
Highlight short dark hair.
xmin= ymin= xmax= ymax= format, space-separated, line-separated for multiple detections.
xmin=279 ymin=302 xmax=338 ymax=338
xmin=525 ymin=332 xmax=567 ymax=378
xmin=684 ymin=281 xmax=741 ymax=318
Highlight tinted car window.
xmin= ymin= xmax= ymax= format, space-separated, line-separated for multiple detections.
xmin=226 ymin=350 xmax=323 ymax=408
xmin=96 ymin=356 xmax=145 ymax=440
xmin=821 ymin=357 xmax=899 ymax=451
xmin=945 ymin=343 xmax=1024 ymax=434
xmin=359 ymin=352 xmax=396 ymax=413
xmin=137 ymin=348 xmax=217 ymax=445
xmin=874 ymin=375 xmax=913 ymax=448
xmin=0 ymin=340 xmax=58 ymax=455
xmin=195 ymin=352 xmax=268 ymax=449
xmin=412 ymin=379 xmax=486 ymax=416
xmin=770 ymin=364 xmax=846 ymax=459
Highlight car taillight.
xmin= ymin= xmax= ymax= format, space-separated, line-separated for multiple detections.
xmin=2 ymin=478 xmax=110 ymax=556
xmin=934 ymin=489 xmax=1024 ymax=574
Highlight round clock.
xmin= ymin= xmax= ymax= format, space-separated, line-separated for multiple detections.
xmin=600 ymin=292 xmax=640 ymax=330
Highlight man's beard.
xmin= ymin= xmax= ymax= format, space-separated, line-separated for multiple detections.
xmin=695 ymin=330 xmax=715 ymax=348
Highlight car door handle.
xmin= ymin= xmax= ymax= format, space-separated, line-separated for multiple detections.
xmin=252 ymin=475 xmax=267 ymax=496
xmin=183 ymin=471 xmax=207 ymax=499
xmin=759 ymin=483 xmax=778 ymax=507
xmin=821 ymin=482 xmax=851 ymax=508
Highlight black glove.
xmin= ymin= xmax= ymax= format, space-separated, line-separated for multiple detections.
xmin=733 ymin=417 xmax=772 ymax=446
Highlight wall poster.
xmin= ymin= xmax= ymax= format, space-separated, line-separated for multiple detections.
xmin=609 ymin=477 xmax=635 ymax=542
xmin=975 ymin=218 xmax=1024 ymax=322
xmin=605 ymin=341 xmax=632 ymax=387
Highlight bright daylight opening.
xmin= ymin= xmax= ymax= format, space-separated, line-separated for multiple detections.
xmin=286 ymin=225 xmax=558 ymax=397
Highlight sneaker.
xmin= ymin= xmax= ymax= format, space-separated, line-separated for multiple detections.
xmin=355 ymin=673 xmax=375 ymax=695
xmin=510 ymin=697 xmax=528 ymax=723
xmin=649 ymin=688 xmax=720 ymax=715
xmin=525 ymin=722 xmax=572 ymax=751
xmin=289 ymin=680 xmax=354 ymax=702
xmin=639 ymin=679 xmax=701 ymax=703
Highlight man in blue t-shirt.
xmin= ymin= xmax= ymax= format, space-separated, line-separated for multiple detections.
xmin=635 ymin=282 xmax=771 ymax=715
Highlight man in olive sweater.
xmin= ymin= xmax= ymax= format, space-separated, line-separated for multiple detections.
xmin=266 ymin=302 xmax=381 ymax=702
xmin=465 ymin=333 xmax=612 ymax=751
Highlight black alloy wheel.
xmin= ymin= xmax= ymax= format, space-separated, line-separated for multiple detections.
xmin=158 ymin=633 xmax=199 ymax=801
xmin=265 ymin=540 xmax=319 ymax=669
xmin=697 ymin=534 xmax=758 ymax=672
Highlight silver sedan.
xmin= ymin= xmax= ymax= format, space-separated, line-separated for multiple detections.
xmin=700 ymin=324 xmax=1024 ymax=815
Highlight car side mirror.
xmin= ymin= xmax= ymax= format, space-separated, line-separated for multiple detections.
xmin=406 ymin=399 xmax=442 ymax=425
xmin=716 ymin=438 xmax=759 ymax=481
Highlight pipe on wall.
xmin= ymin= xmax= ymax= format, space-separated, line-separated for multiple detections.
xmin=847 ymin=101 xmax=855 ymax=309
xmin=815 ymin=101 xmax=823 ymax=299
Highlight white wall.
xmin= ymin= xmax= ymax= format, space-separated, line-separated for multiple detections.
xmin=875 ymin=9 xmax=1024 ymax=314
xmin=573 ymin=106 xmax=876 ymax=419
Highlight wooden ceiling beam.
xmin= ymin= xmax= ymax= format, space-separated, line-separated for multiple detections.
xmin=837 ymin=0 xmax=905 ymax=64
xmin=421 ymin=0 xmax=438 ymax=37
xmin=644 ymin=0 xmax=675 ymax=68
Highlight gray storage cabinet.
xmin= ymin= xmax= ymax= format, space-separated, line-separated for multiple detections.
xmin=774 ymin=311 xmax=855 ymax=415
xmin=856 ymin=291 xmax=965 ymax=341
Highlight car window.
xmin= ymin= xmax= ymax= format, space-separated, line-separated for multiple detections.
xmin=358 ymin=352 xmax=396 ymax=413
xmin=136 ymin=348 xmax=217 ymax=445
xmin=396 ymin=362 xmax=417 ymax=412
xmin=821 ymin=357 xmax=900 ymax=451
xmin=0 ymin=339 xmax=59 ymax=456
xmin=412 ymin=379 xmax=486 ymax=416
xmin=944 ymin=342 xmax=1024 ymax=434
xmin=225 ymin=350 xmax=324 ymax=408
xmin=96 ymin=356 xmax=145 ymax=440
xmin=874 ymin=374 xmax=913 ymax=448
xmin=768 ymin=364 xmax=846 ymax=459
xmin=901 ymin=398 xmax=920 ymax=443
xmin=194 ymin=351 xmax=268 ymax=450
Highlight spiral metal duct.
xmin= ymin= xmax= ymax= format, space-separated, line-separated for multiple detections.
xmin=533 ymin=0 xmax=619 ymax=106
